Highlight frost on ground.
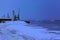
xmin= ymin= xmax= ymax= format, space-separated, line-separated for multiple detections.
xmin=0 ymin=21 xmax=60 ymax=40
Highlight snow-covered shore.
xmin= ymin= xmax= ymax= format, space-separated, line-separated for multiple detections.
xmin=0 ymin=21 xmax=60 ymax=40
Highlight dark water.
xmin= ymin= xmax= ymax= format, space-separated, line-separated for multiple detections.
xmin=29 ymin=21 xmax=60 ymax=31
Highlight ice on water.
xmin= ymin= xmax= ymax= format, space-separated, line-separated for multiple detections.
xmin=0 ymin=21 xmax=60 ymax=40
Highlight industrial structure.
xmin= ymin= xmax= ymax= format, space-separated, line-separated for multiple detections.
xmin=0 ymin=9 xmax=20 ymax=23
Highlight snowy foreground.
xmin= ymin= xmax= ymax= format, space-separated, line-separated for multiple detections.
xmin=0 ymin=21 xmax=60 ymax=40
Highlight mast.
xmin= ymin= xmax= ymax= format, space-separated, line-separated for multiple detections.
xmin=7 ymin=13 xmax=10 ymax=18
xmin=17 ymin=8 xmax=20 ymax=20
xmin=12 ymin=10 xmax=16 ymax=21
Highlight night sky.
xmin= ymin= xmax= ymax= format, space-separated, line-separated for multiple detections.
xmin=0 ymin=0 xmax=60 ymax=20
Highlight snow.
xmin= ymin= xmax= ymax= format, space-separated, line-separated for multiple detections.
xmin=0 ymin=21 xmax=60 ymax=40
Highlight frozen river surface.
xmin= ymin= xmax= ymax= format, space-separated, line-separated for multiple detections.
xmin=0 ymin=21 xmax=60 ymax=40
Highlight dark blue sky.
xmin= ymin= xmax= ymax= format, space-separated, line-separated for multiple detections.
xmin=0 ymin=0 xmax=60 ymax=20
